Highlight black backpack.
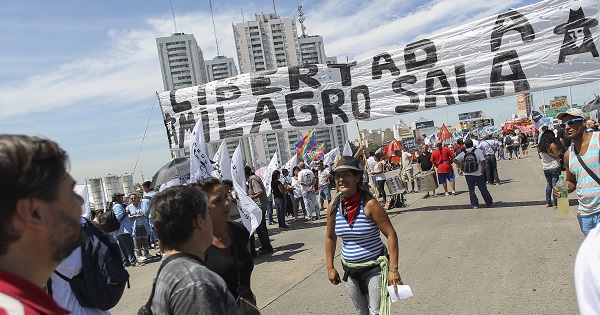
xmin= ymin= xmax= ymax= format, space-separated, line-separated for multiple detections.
xmin=54 ymin=219 xmax=130 ymax=310
xmin=505 ymin=136 xmax=513 ymax=145
xmin=462 ymin=150 xmax=479 ymax=173
xmin=99 ymin=203 xmax=123 ymax=233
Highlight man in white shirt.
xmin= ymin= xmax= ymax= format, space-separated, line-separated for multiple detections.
xmin=317 ymin=161 xmax=332 ymax=210
xmin=398 ymin=148 xmax=416 ymax=193
xmin=298 ymin=162 xmax=320 ymax=220
xmin=453 ymin=139 xmax=494 ymax=209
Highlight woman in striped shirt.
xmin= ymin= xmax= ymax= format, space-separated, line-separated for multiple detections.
xmin=325 ymin=156 xmax=402 ymax=315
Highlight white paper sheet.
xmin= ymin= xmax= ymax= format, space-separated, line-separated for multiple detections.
xmin=388 ymin=285 xmax=413 ymax=302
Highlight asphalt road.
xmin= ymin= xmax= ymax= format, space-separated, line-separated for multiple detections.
xmin=112 ymin=155 xmax=583 ymax=315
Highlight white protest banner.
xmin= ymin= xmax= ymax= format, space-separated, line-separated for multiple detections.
xmin=189 ymin=118 xmax=214 ymax=183
xmin=282 ymin=155 xmax=297 ymax=173
xmin=263 ymin=153 xmax=280 ymax=197
xmin=231 ymin=143 xmax=262 ymax=234
xmin=159 ymin=0 xmax=600 ymax=149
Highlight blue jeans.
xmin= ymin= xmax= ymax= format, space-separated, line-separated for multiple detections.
xmin=117 ymin=233 xmax=137 ymax=266
xmin=345 ymin=266 xmax=381 ymax=315
xmin=484 ymin=155 xmax=500 ymax=184
xmin=543 ymin=167 xmax=561 ymax=206
xmin=273 ymin=197 xmax=287 ymax=227
xmin=578 ymin=212 xmax=600 ymax=236
xmin=267 ymin=200 xmax=275 ymax=224
xmin=497 ymin=146 xmax=505 ymax=160
xmin=319 ymin=184 xmax=332 ymax=201
xmin=465 ymin=175 xmax=493 ymax=208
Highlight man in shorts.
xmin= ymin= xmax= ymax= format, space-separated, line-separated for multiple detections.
xmin=317 ymin=161 xmax=332 ymax=210
xmin=398 ymin=148 xmax=416 ymax=193
xmin=430 ymin=141 xmax=458 ymax=196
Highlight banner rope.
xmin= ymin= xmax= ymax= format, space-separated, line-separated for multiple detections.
xmin=132 ymin=96 xmax=158 ymax=180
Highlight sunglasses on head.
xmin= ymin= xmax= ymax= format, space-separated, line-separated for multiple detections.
xmin=565 ymin=117 xmax=584 ymax=126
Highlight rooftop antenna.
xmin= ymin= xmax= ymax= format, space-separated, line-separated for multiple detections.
xmin=297 ymin=5 xmax=306 ymax=37
xmin=272 ymin=0 xmax=277 ymax=17
xmin=169 ymin=0 xmax=178 ymax=33
xmin=209 ymin=0 xmax=220 ymax=55
xmin=241 ymin=8 xmax=245 ymax=22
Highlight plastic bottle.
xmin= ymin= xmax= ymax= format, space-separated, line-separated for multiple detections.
xmin=556 ymin=175 xmax=569 ymax=216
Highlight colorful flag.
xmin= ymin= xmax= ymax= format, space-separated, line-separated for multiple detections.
xmin=452 ymin=129 xmax=464 ymax=139
xmin=295 ymin=130 xmax=317 ymax=157
xmin=311 ymin=145 xmax=325 ymax=161
xmin=438 ymin=124 xmax=452 ymax=142
xmin=231 ymin=143 xmax=262 ymax=234
xmin=189 ymin=118 xmax=214 ymax=183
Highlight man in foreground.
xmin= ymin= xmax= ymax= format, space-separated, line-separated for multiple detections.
xmin=0 ymin=135 xmax=85 ymax=314
xmin=149 ymin=185 xmax=238 ymax=314
xmin=554 ymin=108 xmax=600 ymax=236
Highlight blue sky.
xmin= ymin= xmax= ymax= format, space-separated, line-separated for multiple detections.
xmin=1 ymin=0 xmax=597 ymax=184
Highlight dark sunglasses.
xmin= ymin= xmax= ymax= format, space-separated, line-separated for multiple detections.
xmin=565 ymin=117 xmax=584 ymax=126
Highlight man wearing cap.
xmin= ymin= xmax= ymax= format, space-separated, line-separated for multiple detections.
xmin=112 ymin=192 xmax=142 ymax=266
xmin=554 ymin=108 xmax=600 ymax=236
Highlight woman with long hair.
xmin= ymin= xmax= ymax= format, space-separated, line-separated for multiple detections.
xmin=194 ymin=178 xmax=257 ymax=306
xmin=271 ymin=170 xmax=290 ymax=229
xmin=537 ymin=129 xmax=562 ymax=207
xmin=326 ymin=156 xmax=402 ymax=315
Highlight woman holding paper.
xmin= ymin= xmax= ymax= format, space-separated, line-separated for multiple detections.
xmin=325 ymin=156 xmax=403 ymax=315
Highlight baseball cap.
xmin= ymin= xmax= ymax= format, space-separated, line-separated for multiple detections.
xmin=332 ymin=156 xmax=361 ymax=174
xmin=112 ymin=192 xmax=125 ymax=198
xmin=557 ymin=108 xmax=587 ymax=120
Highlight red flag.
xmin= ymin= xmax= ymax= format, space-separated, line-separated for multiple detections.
xmin=381 ymin=139 xmax=403 ymax=158
xmin=438 ymin=124 xmax=452 ymax=142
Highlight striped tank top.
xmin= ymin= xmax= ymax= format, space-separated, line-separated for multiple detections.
xmin=568 ymin=132 xmax=600 ymax=215
xmin=335 ymin=198 xmax=384 ymax=263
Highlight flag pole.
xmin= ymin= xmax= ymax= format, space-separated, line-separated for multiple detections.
xmin=355 ymin=120 xmax=378 ymax=197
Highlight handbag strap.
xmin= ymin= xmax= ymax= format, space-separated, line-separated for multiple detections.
xmin=575 ymin=153 xmax=600 ymax=185
xmin=143 ymin=253 xmax=203 ymax=311
xmin=228 ymin=223 xmax=243 ymax=291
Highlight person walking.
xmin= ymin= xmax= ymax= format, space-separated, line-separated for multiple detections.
xmin=520 ymin=132 xmax=530 ymax=157
xmin=416 ymin=144 xmax=436 ymax=198
xmin=511 ymin=132 xmax=521 ymax=159
xmin=126 ymin=193 xmax=152 ymax=261
xmin=290 ymin=166 xmax=306 ymax=219
xmin=478 ymin=133 xmax=501 ymax=185
xmin=371 ymin=152 xmax=388 ymax=204
xmin=504 ymin=133 xmax=514 ymax=160
xmin=399 ymin=149 xmax=416 ymax=193
xmin=496 ymin=135 xmax=505 ymax=160
xmin=537 ymin=130 xmax=562 ymax=207
xmin=271 ymin=170 xmax=290 ymax=229
xmin=454 ymin=139 xmax=494 ymax=209
xmin=554 ymin=108 xmax=600 ymax=236
xmin=113 ymin=192 xmax=142 ymax=267
xmin=318 ymin=161 xmax=332 ymax=211
xmin=245 ymin=166 xmax=274 ymax=255
xmin=430 ymin=142 xmax=458 ymax=196
xmin=325 ymin=156 xmax=403 ymax=315
xmin=298 ymin=162 xmax=321 ymax=220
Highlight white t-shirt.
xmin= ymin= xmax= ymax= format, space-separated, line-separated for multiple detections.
xmin=372 ymin=161 xmax=386 ymax=181
xmin=455 ymin=148 xmax=485 ymax=176
xmin=366 ymin=156 xmax=377 ymax=173
xmin=575 ymin=224 xmax=600 ymax=314
xmin=291 ymin=177 xmax=303 ymax=198
xmin=318 ymin=168 xmax=331 ymax=185
xmin=298 ymin=169 xmax=315 ymax=193
xmin=401 ymin=152 xmax=413 ymax=170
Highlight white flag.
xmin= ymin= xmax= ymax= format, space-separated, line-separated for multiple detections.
xmin=75 ymin=184 xmax=90 ymax=218
xmin=263 ymin=153 xmax=280 ymax=197
xmin=231 ymin=143 xmax=262 ymax=234
xmin=323 ymin=147 xmax=340 ymax=166
xmin=212 ymin=140 xmax=233 ymax=181
xmin=343 ymin=141 xmax=353 ymax=156
xmin=282 ymin=155 xmax=297 ymax=173
xmin=189 ymin=118 xmax=214 ymax=183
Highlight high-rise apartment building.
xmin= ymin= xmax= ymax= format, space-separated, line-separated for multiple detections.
xmin=298 ymin=35 xmax=327 ymax=64
xmin=205 ymin=55 xmax=238 ymax=82
xmin=156 ymin=33 xmax=208 ymax=91
xmin=233 ymin=13 xmax=301 ymax=74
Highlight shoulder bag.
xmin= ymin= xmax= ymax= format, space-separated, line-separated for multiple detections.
xmin=575 ymin=153 xmax=600 ymax=186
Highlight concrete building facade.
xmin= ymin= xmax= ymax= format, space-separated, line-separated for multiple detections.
xmin=156 ymin=33 xmax=208 ymax=91
xmin=205 ymin=55 xmax=238 ymax=82
xmin=298 ymin=35 xmax=326 ymax=64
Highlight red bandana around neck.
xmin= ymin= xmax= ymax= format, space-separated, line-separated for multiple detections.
xmin=343 ymin=193 xmax=361 ymax=226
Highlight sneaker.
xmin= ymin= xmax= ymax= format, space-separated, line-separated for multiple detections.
xmin=473 ymin=206 xmax=479 ymax=209
xmin=131 ymin=262 xmax=145 ymax=267
xmin=258 ymin=248 xmax=273 ymax=255
xmin=494 ymin=182 xmax=499 ymax=185
xmin=452 ymin=191 xmax=458 ymax=195
xmin=445 ymin=192 xmax=450 ymax=196
xmin=487 ymin=202 xmax=495 ymax=208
